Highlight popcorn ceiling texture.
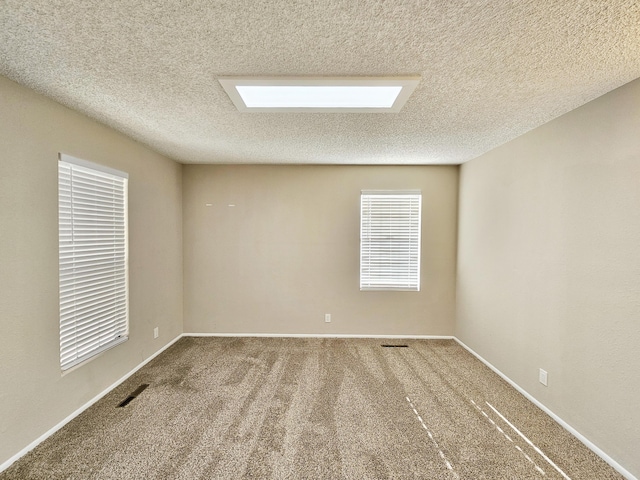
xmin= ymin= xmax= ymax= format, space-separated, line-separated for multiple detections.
xmin=1 ymin=0 xmax=639 ymax=165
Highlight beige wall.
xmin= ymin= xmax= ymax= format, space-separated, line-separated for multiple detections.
xmin=457 ymin=78 xmax=640 ymax=476
xmin=0 ymin=76 xmax=183 ymax=466
xmin=5 ymin=63 xmax=637 ymax=475
xmin=183 ymin=165 xmax=458 ymax=335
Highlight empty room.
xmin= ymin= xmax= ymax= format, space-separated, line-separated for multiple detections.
xmin=1 ymin=1 xmax=639 ymax=479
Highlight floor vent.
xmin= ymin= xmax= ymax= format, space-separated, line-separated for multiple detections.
xmin=381 ymin=344 xmax=409 ymax=348
xmin=117 ymin=384 xmax=149 ymax=408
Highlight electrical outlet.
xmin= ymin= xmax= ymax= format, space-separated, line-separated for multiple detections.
xmin=325 ymin=313 xmax=331 ymax=323
xmin=539 ymin=368 xmax=548 ymax=386
xmin=153 ymin=327 xmax=159 ymax=339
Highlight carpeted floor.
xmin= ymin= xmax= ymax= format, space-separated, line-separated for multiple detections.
xmin=1 ymin=337 xmax=623 ymax=479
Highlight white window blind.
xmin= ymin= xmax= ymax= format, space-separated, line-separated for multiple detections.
xmin=58 ymin=154 xmax=129 ymax=371
xmin=360 ymin=190 xmax=421 ymax=291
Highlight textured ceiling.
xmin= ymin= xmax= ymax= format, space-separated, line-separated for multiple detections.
xmin=1 ymin=1 xmax=640 ymax=165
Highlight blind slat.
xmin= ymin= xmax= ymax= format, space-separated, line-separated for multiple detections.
xmin=58 ymin=156 xmax=129 ymax=371
xmin=360 ymin=192 xmax=421 ymax=291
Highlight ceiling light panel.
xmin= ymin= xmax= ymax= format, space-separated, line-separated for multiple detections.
xmin=219 ymin=77 xmax=420 ymax=113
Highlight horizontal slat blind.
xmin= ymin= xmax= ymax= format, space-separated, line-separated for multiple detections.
xmin=360 ymin=191 xmax=421 ymax=291
xmin=58 ymin=154 xmax=129 ymax=371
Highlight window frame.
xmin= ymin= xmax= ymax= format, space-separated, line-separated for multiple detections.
xmin=58 ymin=153 xmax=129 ymax=372
xmin=359 ymin=190 xmax=422 ymax=291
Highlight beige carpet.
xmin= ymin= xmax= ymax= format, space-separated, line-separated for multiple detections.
xmin=1 ymin=338 xmax=622 ymax=479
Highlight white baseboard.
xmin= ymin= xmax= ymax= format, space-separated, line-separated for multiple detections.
xmin=2 ymin=333 xmax=635 ymax=480
xmin=0 ymin=334 xmax=183 ymax=474
xmin=184 ymin=332 xmax=454 ymax=339
xmin=1 ymin=332 xmax=448 ymax=473
xmin=454 ymin=337 xmax=637 ymax=480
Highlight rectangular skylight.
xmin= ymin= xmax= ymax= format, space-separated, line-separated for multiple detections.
xmin=236 ymin=85 xmax=403 ymax=109
xmin=219 ymin=77 xmax=420 ymax=113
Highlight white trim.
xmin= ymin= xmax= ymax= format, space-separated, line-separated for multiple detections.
xmin=59 ymin=153 xmax=128 ymax=179
xmin=218 ymin=76 xmax=420 ymax=113
xmin=61 ymin=336 xmax=128 ymax=376
xmin=361 ymin=189 xmax=422 ymax=195
xmin=454 ymin=337 xmax=637 ymax=480
xmin=183 ymin=333 xmax=453 ymax=339
xmin=58 ymin=155 xmax=129 ymax=371
xmin=0 ymin=334 xmax=182 ymax=474
xmin=360 ymin=191 xmax=422 ymax=291
xmin=2 ymin=333 xmax=635 ymax=480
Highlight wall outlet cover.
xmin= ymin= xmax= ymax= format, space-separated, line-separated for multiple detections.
xmin=539 ymin=368 xmax=548 ymax=386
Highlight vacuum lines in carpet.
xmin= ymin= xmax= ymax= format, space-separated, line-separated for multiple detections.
xmin=0 ymin=338 xmax=623 ymax=479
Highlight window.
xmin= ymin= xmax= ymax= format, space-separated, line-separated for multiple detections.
xmin=58 ymin=154 xmax=128 ymax=371
xmin=360 ymin=190 xmax=421 ymax=291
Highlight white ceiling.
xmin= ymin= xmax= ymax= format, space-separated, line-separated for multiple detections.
xmin=2 ymin=1 xmax=640 ymax=165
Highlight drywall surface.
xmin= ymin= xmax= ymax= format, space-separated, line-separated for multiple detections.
xmin=457 ymin=78 xmax=640 ymax=477
xmin=183 ymin=165 xmax=458 ymax=335
xmin=0 ymin=76 xmax=183 ymax=466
